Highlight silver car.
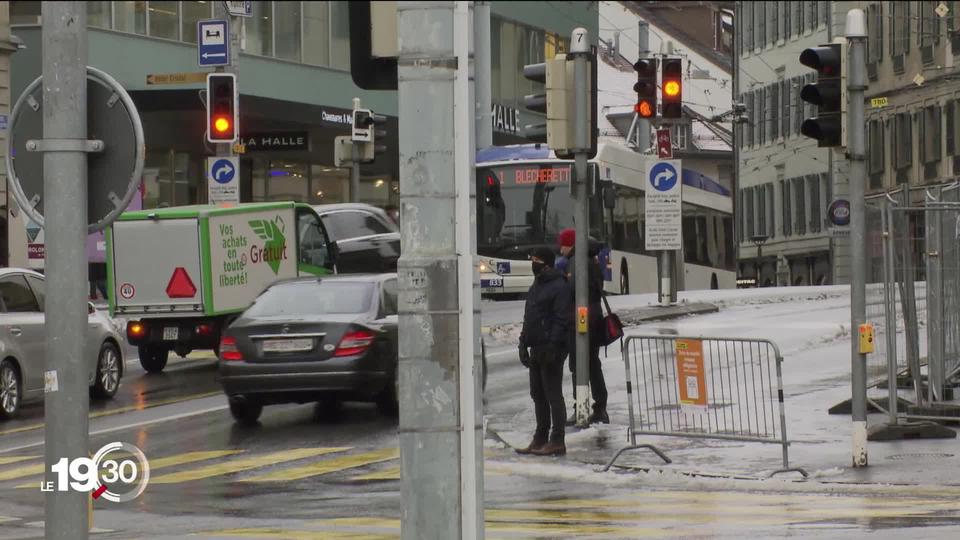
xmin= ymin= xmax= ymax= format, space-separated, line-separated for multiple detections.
xmin=0 ymin=268 xmax=124 ymax=420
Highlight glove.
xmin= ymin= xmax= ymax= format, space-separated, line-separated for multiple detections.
xmin=518 ymin=346 xmax=531 ymax=368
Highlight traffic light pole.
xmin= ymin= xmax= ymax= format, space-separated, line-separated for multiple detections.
xmin=571 ymin=28 xmax=592 ymax=428
xmin=214 ymin=4 xmax=239 ymax=161
xmin=351 ymin=97 xmax=362 ymax=202
xmin=636 ymin=21 xmax=650 ymax=152
xmin=42 ymin=3 xmax=90 ymax=537
xmin=845 ymin=9 xmax=869 ymax=468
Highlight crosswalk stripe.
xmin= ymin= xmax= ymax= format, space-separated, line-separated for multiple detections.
xmin=0 ymin=516 xmax=18 ymax=524
xmin=151 ymin=448 xmax=348 ymax=484
xmin=0 ymin=456 xmax=35 ymax=466
xmin=242 ymin=449 xmax=398 ymax=483
xmin=309 ymin=517 xmax=674 ymax=538
xmin=0 ymin=463 xmax=43 ymax=482
xmin=12 ymin=450 xmax=244 ymax=489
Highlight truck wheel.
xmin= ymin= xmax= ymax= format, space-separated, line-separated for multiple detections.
xmin=138 ymin=346 xmax=169 ymax=374
xmin=229 ymin=398 xmax=262 ymax=426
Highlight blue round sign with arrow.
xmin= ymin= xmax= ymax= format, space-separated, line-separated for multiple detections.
xmin=211 ymin=158 xmax=236 ymax=184
xmin=649 ymin=161 xmax=678 ymax=192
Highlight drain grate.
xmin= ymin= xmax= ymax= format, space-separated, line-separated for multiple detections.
xmin=886 ymin=452 xmax=954 ymax=461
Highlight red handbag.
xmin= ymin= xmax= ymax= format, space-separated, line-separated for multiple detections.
xmin=598 ymin=294 xmax=624 ymax=346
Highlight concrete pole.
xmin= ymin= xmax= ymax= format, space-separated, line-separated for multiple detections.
xmin=846 ymin=9 xmax=868 ymax=468
xmin=571 ymin=28 xmax=591 ymax=428
xmin=396 ymin=2 xmax=481 ymax=537
xmin=474 ymin=1 xmax=493 ymax=150
xmin=351 ymin=97 xmax=362 ymax=203
xmin=636 ymin=21 xmax=650 ymax=153
xmin=454 ymin=2 xmax=483 ymax=537
xmin=41 ymin=3 xmax=89 ymax=538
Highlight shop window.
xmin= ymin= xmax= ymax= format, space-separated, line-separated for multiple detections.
xmin=11 ymin=1 xmax=41 ymax=25
xmin=263 ymin=161 xmax=309 ymax=201
xmin=311 ymin=165 xmax=350 ymax=204
xmin=114 ymin=1 xmax=147 ymax=35
xmin=182 ymin=1 xmax=213 ymax=44
xmin=148 ymin=1 xmax=179 ymax=40
xmin=275 ymin=1 xmax=302 ymax=61
xmin=246 ymin=0 xmax=273 ymax=56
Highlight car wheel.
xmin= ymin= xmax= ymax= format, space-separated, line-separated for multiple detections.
xmin=0 ymin=360 xmax=21 ymax=420
xmin=138 ymin=346 xmax=169 ymax=374
xmin=92 ymin=342 xmax=121 ymax=399
xmin=376 ymin=373 xmax=399 ymax=417
xmin=229 ymin=399 xmax=263 ymax=426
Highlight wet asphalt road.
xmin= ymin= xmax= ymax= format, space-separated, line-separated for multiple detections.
xmin=1 ymin=319 xmax=960 ymax=537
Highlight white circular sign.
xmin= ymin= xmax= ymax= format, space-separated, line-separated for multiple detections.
xmin=120 ymin=283 xmax=135 ymax=299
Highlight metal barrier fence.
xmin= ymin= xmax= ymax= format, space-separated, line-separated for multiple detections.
xmin=605 ymin=335 xmax=807 ymax=477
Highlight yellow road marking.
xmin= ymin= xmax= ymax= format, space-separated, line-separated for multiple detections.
xmin=352 ymin=463 xmax=511 ymax=482
xmin=151 ymin=448 xmax=347 ymax=484
xmin=0 ymin=391 xmax=222 ymax=437
xmin=0 ymin=456 xmax=35 ymax=466
xmin=0 ymin=516 xmax=18 ymax=524
xmin=13 ymin=449 xmax=244 ymax=489
xmin=0 ymin=463 xmax=42 ymax=482
xmin=311 ymin=517 xmax=674 ymax=538
xmin=193 ymin=529 xmax=394 ymax=540
xmin=531 ymin=491 xmax=960 ymax=509
xmin=242 ymin=449 xmax=398 ymax=482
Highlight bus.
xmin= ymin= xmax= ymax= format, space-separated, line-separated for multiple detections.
xmin=476 ymin=143 xmax=735 ymax=296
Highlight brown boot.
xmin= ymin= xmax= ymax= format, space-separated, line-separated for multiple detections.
xmin=515 ymin=436 xmax=547 ymax=455
xmin=531 ymin=439 xmax=566 ymax=456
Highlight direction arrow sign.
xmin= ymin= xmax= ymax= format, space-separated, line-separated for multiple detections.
xmin=644 ymin=159 xmax=683 ymax=251
xmin=198 ymin=19 xmax=229 ymax=67
xmin=207 ymin=156 xmax=239 ymax=206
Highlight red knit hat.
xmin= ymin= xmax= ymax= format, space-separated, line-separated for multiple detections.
xmin=558 ymin=228 xmax=575 ymax=248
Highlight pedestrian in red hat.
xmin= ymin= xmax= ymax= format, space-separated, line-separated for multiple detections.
xmin=557 ymin=228 xmax=609 ymax=425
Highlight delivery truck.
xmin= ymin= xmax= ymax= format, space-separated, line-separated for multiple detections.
xmin=107 ymin=202 xmax=338 ymax=373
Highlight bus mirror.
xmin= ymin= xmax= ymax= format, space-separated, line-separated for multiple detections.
xmin=603 ymin=187 xmax=616 ymax=209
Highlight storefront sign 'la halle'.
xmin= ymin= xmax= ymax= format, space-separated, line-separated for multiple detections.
xmin=241 ymin=132 xmax=310 ymax=152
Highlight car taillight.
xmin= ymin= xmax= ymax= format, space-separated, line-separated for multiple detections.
xmin=334 ymin=330 xmax=376 ymax=357
xmin=127 ymin=321 xmax=146 ymax=340
xmin=196 ymin=323 xmax=214 ymax=337
xmin=220 ymin=336 xmax=243 ymax=361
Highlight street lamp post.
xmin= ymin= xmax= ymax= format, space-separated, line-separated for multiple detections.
xmin=751 ymin=234 xmax=769 ymax=287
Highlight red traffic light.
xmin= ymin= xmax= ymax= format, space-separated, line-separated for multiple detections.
xmin=207 ymin=73 xmax=237 ymax=143
xmin=635 ymin=100 xmax=654 ymax=118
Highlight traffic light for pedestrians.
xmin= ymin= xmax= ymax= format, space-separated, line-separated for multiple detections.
xmin=799 ymin=43 xmax=845 ymax=148
xmin=206 ymin=73 xmax=237 ymax=143
xmin=633 ymin=58 xmax=657 ymax=119
xmin=661 ymin=58 xmax=682 ymax=119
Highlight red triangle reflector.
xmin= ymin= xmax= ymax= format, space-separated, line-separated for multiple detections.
xmin=166 ymin=267 xmax=197 ymax=298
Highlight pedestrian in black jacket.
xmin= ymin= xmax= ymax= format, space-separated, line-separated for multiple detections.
xmin=557 ymin=228 xmax=609 ymax=425
xmin=516 ymin=247 xmax=571 ymax=457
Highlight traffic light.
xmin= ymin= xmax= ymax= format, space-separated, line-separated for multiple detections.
xmin=799 ymin=42 xmax=845 ymax=148
xmin=358 ymin=112 xmax=388 ymax=163
xmin=206 ymin=73 xmax=237 ymax=143
xmin=633 ymin=58 xmax=657 ymax=119
xmin=661 ymin=58 xmax=682 ymax=119
xmin=522 ymin=56 xmax=570 ymax=148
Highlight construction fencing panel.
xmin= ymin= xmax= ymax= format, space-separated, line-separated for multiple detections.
xmin=605 ymin=335 xmax=807 ymax=477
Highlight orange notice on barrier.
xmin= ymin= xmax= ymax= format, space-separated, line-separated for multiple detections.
xmin=675 ymin=339 xmax=707 ymax=410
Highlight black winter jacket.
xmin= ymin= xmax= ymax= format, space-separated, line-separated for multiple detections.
xmin=565 ymin=249 xmax=604 ymax=318
xmin=519 ymin=267 xmax=572 ymax=351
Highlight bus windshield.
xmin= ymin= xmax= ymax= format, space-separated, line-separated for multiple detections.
xmin=476 ymin=162 xmax=602 ymax=258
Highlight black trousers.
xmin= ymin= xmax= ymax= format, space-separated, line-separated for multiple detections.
xmin=568 ymin=336 xmax=608 ymax=411
xmin=529 ymin=347 xmax=567 ymax=442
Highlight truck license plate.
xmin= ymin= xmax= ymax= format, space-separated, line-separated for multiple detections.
xmin=163 ymin=327 xmax=179 ymax=341
xmin=263 ymin=338 xmax=313 ymax=353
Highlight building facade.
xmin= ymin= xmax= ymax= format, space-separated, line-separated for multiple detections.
xmin=5 ymin=1 xmax=597 ymax=267
xmin=735 ymin=1 xmax=848 ymax=287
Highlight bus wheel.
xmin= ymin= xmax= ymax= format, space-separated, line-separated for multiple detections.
xmin=620 ymin=261 xmax=630 ymax=295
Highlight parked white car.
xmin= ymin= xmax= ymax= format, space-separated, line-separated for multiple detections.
xmin=0 ymin=268 xmax=124 ymax=420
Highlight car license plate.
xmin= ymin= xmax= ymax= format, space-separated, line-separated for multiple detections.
xmin=262 ymin=338 xmax=313 ymax=353
xmin=163 ymin=327 xmax=179 ymax=341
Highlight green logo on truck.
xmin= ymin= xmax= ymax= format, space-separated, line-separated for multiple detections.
xmin=248 ymin=217 xmax=288 ymax=275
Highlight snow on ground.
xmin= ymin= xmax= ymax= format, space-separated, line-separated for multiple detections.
xmin=487 ymin=286 xmax=960 ymax=488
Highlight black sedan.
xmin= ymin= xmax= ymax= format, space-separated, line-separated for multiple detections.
xmin=219 ymin=274 xmax=400 ymax=425
xmin=314 ymin=203 xmax=401 ymax=273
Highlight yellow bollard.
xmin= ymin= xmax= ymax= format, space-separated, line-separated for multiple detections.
xmin=88 ymin=491 xmax=93 ymax=531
